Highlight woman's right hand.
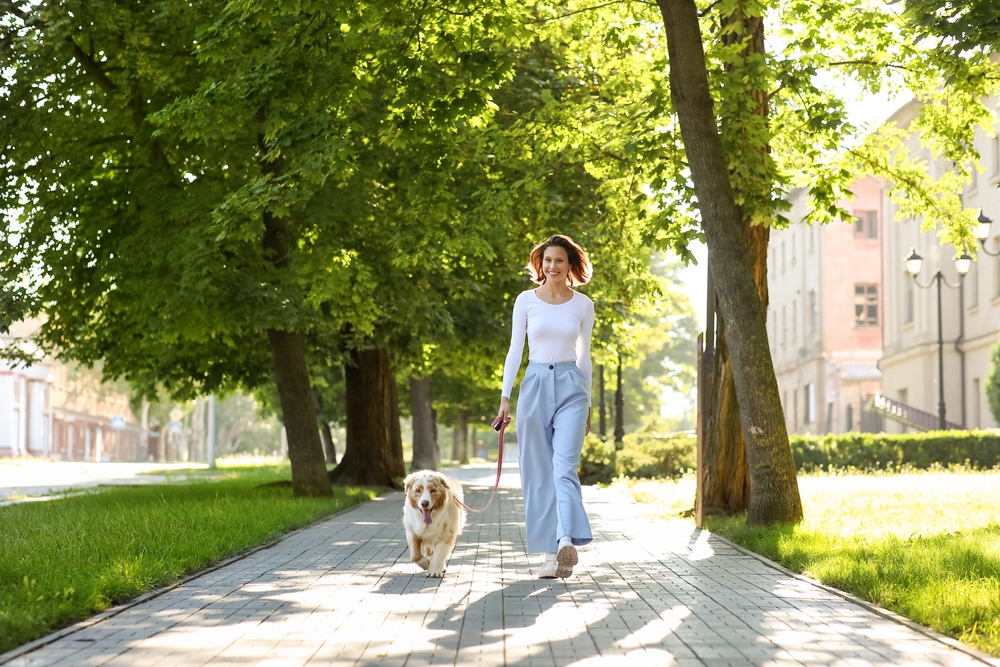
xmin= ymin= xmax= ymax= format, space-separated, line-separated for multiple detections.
xmin=496 ymin=397 xmax=511 ymax=425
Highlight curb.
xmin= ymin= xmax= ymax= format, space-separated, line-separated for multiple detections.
xmin=0 ymin=494 xmax=384 ymax=666
xmin=704 ymin=529 xmax=1000 ymax=667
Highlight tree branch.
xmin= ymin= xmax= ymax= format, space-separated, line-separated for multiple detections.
xmin=68 ymin=37 xmax=118 ymax=96
xmin=527 ymin=0 xmax=654 ymax=24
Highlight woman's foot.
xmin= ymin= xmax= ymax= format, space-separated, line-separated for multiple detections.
xmin=556 ymin=536 xmax=578 ymax=578
xmin=539 ymin=555 xmax=559 ymax=579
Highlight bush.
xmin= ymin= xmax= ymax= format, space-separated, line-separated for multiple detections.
xmin=578 ymin=431 xmax=696 ymax=484
xmin=987 ymin=335 xmax=1000 ymax=425
xmin=790 ymin=430 xmax=1000 ymax=472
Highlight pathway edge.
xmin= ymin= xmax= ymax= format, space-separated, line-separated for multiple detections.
xmin=705 ymin=529 xmax=1000 ymax=667
xmin=0 ymin=493 xmax=386 ymax=666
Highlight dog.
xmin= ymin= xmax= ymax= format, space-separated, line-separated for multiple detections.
xmin=402 ymin=470 xmax=466 ymax=578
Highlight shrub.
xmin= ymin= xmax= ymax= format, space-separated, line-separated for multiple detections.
xmin=987 ymin=334 xmax=1000 ymax=425
xmin=577 ymin=431 xmax=695 ymax=484
xmin=790 ymin=430 xmax=1000 ymax=472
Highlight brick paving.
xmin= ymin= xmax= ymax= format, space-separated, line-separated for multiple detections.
xmin=3 ymin=461 xmax=994 ymax=667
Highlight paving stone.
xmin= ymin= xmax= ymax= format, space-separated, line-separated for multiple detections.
xmin=3 ymin=462 xmax=993 ymax=667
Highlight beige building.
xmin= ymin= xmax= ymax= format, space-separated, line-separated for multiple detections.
xmin=0 ymin=319 xmax=142 ymax=460
xmin=880 ymin=97 xmax=1000 ymax=431
xmin=767 ymin=177 xmax=885 ymax=435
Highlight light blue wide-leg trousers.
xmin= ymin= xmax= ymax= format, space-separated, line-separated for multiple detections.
xmin=516 ymin=360 xmax=593 ymax=555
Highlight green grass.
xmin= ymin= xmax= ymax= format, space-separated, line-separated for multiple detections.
xmin=0 ymin=465 xmax=377 ymax=654
xmin=696 ymin=470 xmax=1000 ymax=657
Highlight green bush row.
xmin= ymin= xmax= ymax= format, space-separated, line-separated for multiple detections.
xmin=577 ymin=429 xmax=1000 ymax=484
xmin=578 ymin=432 xmax=695 ymax=485
xmin=791 ymin=430 xmax=1000 ymax=472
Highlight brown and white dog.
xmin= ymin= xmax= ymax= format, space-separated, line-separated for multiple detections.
xmin=402 ymin=470 xmax=466 ymax=578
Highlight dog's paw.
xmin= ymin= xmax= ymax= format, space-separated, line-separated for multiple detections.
xmin=427 ymin=569 xmax=444 ymax=578
xmin=417 ymin=558 xmax=430 ymax=571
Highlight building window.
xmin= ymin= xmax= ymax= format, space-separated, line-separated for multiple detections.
xmin=808 ymin=289 xmax=817 ymax=334
xmin=906 ymin=275 xmax=915 ymax=323
xmin=782 ymin=305 xmax=787 ymax=346
xmin=805 ymin=383 xmax=816 ymax=424
xmin=809 ymin=226 xmax=815 ymax=253
xmin=855 ymin=284 xmax=878 ymax=326
xmin=994 ymin=135 xmax=1000 ymax=177
xmin=826 ymin=401 xmax=834 ymax=432
xmin=792 ymin=300 xmax=797 ymax=342
xmin=781 ymin=241 xmax=786 ymax=273
xmin=970 ymin=258 xmax=979 ymax=308
xmin=970 ymin=161 xmax=979 ymax=192
xmin=791 ymin=233 xmax=797 ymax=265
xmin=994 ymin=237 xmax=1000 ymax=298
xmin=793 ymin=388 xmax=798 ymax=429
xmin=854 ymin=210 xmax=878 ymax=239
xmin=846 ymin=403 xmax=854 ymax=431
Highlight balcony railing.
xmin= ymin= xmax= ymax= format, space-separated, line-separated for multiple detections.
xmin=864 ymin=394 xmax=963 ymax=432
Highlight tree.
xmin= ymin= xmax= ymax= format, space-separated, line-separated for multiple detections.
xmin=985 ymin=335 xmax=1000 ymax=425
xmin=657 ymin=0 xmax=804 ymax=525
xmin=0 ymin=0 xmax=526 ymax=493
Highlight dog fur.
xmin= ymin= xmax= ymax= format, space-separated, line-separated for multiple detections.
xmin=402 ymin=470 xmax=466 ymax=578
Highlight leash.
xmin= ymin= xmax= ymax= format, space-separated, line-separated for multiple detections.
xmin=453 ymin=416 xmax=507 ymax=513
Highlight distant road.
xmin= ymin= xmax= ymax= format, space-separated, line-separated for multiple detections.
xmin=0 ymin=461 xmax=205 ymax=502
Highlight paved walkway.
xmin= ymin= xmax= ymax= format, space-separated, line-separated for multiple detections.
xmin=4 ymin=462 xmax=995 ymax=667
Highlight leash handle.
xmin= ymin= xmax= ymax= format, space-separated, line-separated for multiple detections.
xmin=454 ymin=416 xmax=507 ymax=514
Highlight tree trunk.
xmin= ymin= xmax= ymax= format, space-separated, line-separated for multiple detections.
xmin=657 ymin=0 xmax=802 ymax=525
xmin=598 ymin=365 xmax=607 ymax=439
xmin=410 ymin=376 xmax=437 ymax=470
xmin=701 ymin=6 xmax=770 ymax=517
xmin=614 ymin=358 xmax=625 ymax=446
xmin=268 ymin=329 xmax=334 ymax=496
xmin=387 ymin=367 xmax=405 ymax=478
xmin=259 ymin=141 xmax=331 ymax=497
xmin=457 ymin=409 xmax=469 ymax=464
xmin=320 ymin=422 xmax=337 ymax=464
xmin=431 ymin=408 xmax=440 ymax=467
xmin=331 ymin=347 xmax=402 ymax=487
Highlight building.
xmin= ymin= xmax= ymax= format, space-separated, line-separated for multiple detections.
xmin=767 ymin=177 xmax=885 ymax=435
xmin=880 ymin=97 xmax=1000 ymax=431
xmin=0 ymin=319 xmax=143 ymax=460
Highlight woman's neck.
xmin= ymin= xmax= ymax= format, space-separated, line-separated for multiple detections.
xmin=536 ymin=282 xmax=573 ymax=300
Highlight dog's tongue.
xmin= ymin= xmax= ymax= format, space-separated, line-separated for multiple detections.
xmin=422 ymin=508 xmax=433 ymax=525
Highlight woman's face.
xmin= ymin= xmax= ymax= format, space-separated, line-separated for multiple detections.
xmin=541 ymin=245 xmax=570 ymax=285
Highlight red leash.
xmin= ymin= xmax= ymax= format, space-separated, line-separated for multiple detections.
xmin=454 ymin=416 xmax=507 ymax=513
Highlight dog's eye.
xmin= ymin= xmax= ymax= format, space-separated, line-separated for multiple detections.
xmin=415 ymin=486 xmax=423 ymax=493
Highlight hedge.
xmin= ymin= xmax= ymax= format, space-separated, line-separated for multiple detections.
xmin=578 ymin=432 xmax=695 ymax=485
xmin=790 ymin=430 xmax=1000 ymax=472
xmin=577 ymin=429 xmax=1000 ymax=485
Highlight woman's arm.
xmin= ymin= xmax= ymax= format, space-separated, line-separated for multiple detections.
xmin=497 ymin=294 xmax=527 ymax=421
xmin=576 ymin=298 xmax=594 ymax=406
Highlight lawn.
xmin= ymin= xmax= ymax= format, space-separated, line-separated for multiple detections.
xmin=0 ymin=465 xmax=377 ymax=654
xmin=618 ymin=468 xmax=1000 ymax=657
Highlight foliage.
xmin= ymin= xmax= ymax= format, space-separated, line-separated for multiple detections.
xmin=985 ymin=335 xmax=1000 ymax=425
xmin=705 ymin=470 xmax=1000 ymax=656
xmin=0 ymin=467 xmax=375 ymax=654
xmin=790 ymin=431 xmax=1000 ymax=472
xmin=904 ymin=0 xmax=1000 ymax=60
xmin=578 ymin=428 xmax=695 ymax=485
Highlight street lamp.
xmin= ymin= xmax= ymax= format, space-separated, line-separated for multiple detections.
xmin=905 ymin=247 xmax=972 ymax=429
xmin=974 ymin=211 xmax=998 ymax=256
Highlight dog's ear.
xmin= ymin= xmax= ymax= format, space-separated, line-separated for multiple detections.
xmin=404 ymin=473 xmax=416 ymax=494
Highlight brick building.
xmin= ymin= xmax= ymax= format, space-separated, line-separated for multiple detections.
xmin=767 ymin=176 xmax=884 ymax=435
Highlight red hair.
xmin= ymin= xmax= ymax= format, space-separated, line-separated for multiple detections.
xmin=526 ymin=235 xmax=593 ymax=286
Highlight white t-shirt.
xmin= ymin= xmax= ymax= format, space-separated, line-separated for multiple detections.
xmin=501 ymin=289 xmax=594 ymax=405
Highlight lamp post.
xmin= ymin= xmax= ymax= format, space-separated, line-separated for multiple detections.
xmin=975 ymin=211 xmax=998 ymax=256
xmin=904 ymin=247 xmax=972 ymax=429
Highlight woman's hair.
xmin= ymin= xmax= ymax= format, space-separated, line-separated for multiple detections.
xmin=526 ymin=234 xmax=593 ymax=286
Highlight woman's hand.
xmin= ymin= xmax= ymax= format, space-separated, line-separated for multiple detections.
xmin=585 ymin=408 xmax=592 ymax=436
xmin=496 ymin=397 xmax=511 ymax=426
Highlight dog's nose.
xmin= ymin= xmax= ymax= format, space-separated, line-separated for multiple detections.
xmin=420 ymin=500 xmax=430 ymax=509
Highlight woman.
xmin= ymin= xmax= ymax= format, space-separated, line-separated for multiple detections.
xmin=496 ymin=234 xmax=594 ymax=579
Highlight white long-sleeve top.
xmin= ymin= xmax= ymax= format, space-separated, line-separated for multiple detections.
xmin=501 ymin=289 xmax=594 ymax=405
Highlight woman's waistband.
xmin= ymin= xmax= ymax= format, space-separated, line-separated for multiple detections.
xmin=526 ymin=360 xmax=580 ymax=373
